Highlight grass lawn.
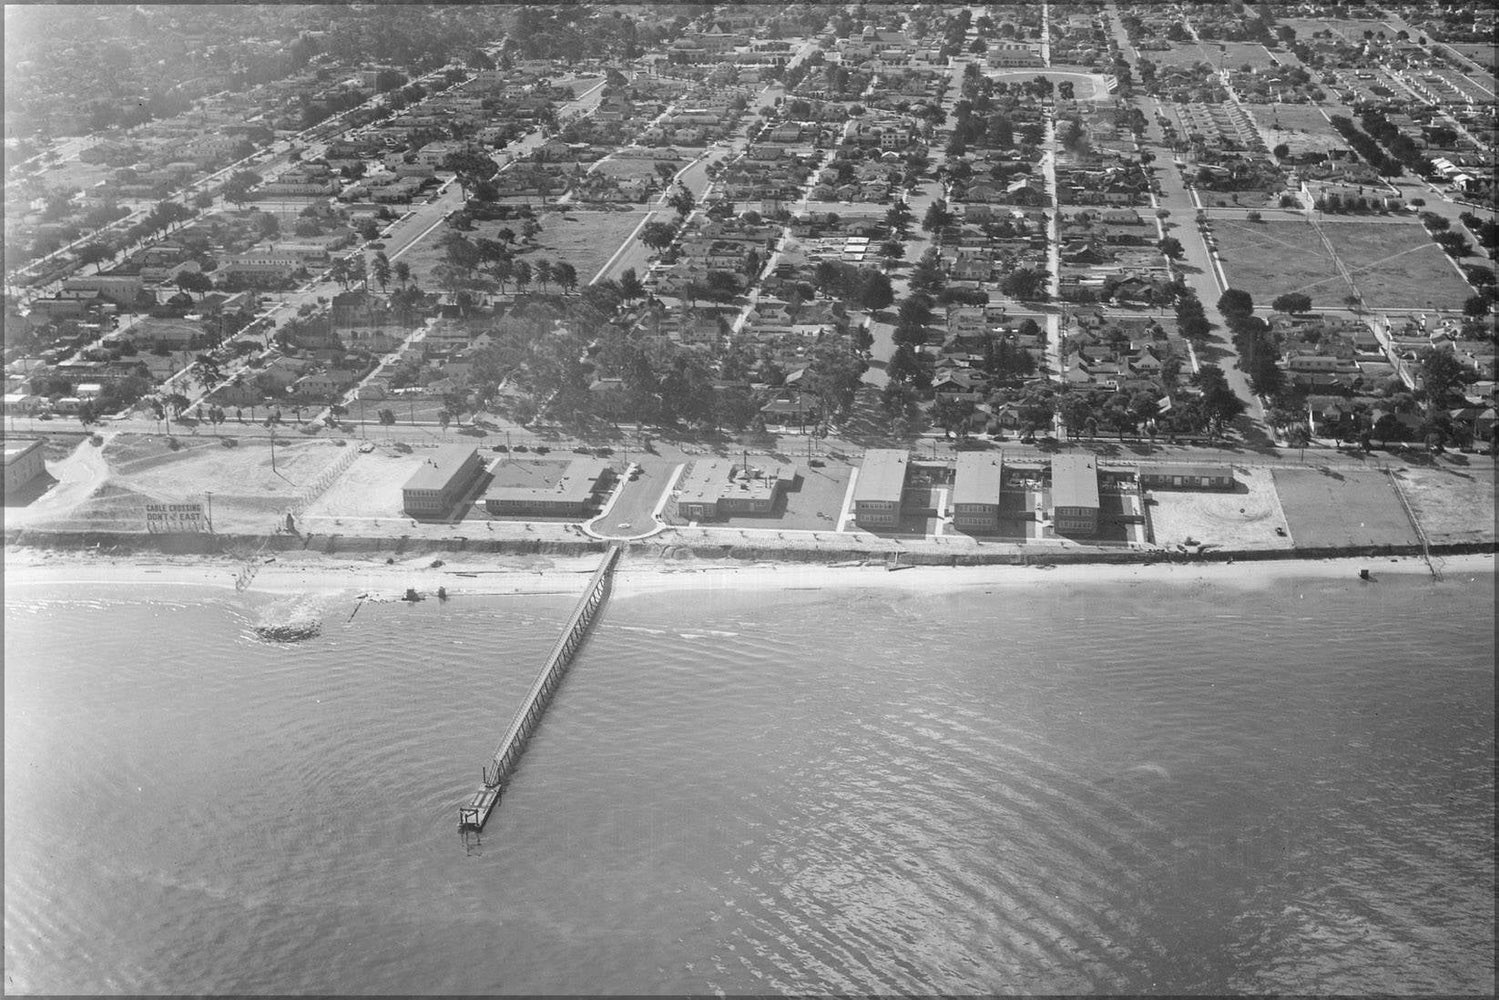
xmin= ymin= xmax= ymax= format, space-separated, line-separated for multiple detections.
xmin=1212 ymin=218 xmax=1345 ymax=304
xmin=593 ymin=154 xmax=686 ymax=182
xmin=394 ymin=205 xmax=651 ymax=290
xmin=1315 ymin=221 xmax=1474 ymax=311
xmin=1149 ymin=43 xmax=1220 ymax=69
xmin=1215 ymin=41 xmax=1282 ymax=70
xmin=1272 ymin=468 xmax=1418 ymax=548
xmin=523 ymin=207 xmax=654 ymax=285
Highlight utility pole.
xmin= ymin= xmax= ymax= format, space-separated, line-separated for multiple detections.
xmin=204 ymin=491 xmax=214 ymax=534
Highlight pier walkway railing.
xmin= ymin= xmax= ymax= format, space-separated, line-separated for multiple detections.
xmin=459 ymin=543 xmax=623 ymax=830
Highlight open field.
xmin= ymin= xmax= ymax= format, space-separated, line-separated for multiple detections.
xmin=299 ymin=448 xmax=414 ymax=523
xmin=394 ymin=205 xmax=650 ymax=290
xmin=1272 ymin=468 xmax=1419 ymax=548
xmin=1215 ymin=41 xmax=1283 ymax=70
xmin=1316 ymin=221 xmax=1474 ymax=310
xmin=1397 ymin=463 xmax=1497 ymax=546
xmin=1147 ymin=43 xmax=1220 ymax=69
xmin=594 ymin=153 xmax=688 ymax=182
xmin=1145 ymin=467 xmax=1293 ymax=550
xmin=1248 ymin=103 xmax=1351 ymax=154
xmin=989 ymin=68 xmax=1107 ymax=100
xmin=523 ymin=207 xmax=653 ymax=284
xmin=1211 ymin=218 xmax=1345 ymax=303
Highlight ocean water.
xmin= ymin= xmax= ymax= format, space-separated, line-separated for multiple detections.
xmin=4 ymin=567 xmax=1494 ymax=994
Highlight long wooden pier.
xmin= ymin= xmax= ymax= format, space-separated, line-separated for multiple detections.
xmin=458 ymin=544 xmax=623 ymax=830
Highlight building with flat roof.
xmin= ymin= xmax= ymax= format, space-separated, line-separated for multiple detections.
xmin=1050 ymin=453 xmax=1100 ymax=536
xmin=3 ymin=438 xmax=46 ymax=497
xmin=401 ymin=445 xmax=486 ymax=518
xmin=1137 ymin=464 xmax=1235 ymax=491
xmin=853 ymin=449 xmax=910 ymax=528
xmin=951 ymin=452 xmax=1004 ymax=532
xmin=482 ymin=458 xmax=612 ymax=518
xmin=674 ymin=459 xmax=795 ymax=521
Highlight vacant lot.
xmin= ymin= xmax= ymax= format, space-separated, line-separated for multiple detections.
xmin=1212 ymin=218 xmax=1345 ymax=304
xmin=594 ymin=153 xmax=687 ymax=183
xmin=395 ymin=205 xmax=650 ymax=291
xmin=1316 ymin=221 xmax=1474 ymax=310
xmin=527 ymin=207 xmax=653 ymax=284
xmin=1272 ymin=468 xmax=1418 ymax=548
xmin=1146 ymin=467 xmax=1292 ymax=550
xmin=1249 ymin=103 xmax=1351 ymax=154
xmin=1395 ymin=463 xmax=1497 ymax=546
xmin=1148 ymin=43 xmax=1220 ymax=69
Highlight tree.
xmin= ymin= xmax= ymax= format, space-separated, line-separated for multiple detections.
xmin=393 ymin=261 xmax=412 ymax=288
xmin=437 ymin=409 xmax=451 ymax=433
xmin=1157 ymin=236 xmax=1184 ymax=259
xmin=1417 ymin=348 xmax=1476 ymax=412
xmin=1217 ymin=288 xmax=1254 ymax=318
xmin=370 ymin=252 xmax=392 ymax=294
xmin=176 ymin=271 xmax=213 ymax=299
xmin=921 ymin=199 xmax=954 ymax=237
xmin=855 ymin=270 xmax=895 ymax=312
xmin=1272 ymin=292 xmax=1313 ymax=314
xmin=639 ymin=220 xmax=678 ymax=252
xmin=328 ymin=257 xmax=354 ymax=290
xmin=880 ymin=239 xmax=906 ymax=263
xmin=1191 ymin=364 xmax=1246 ymax=436
xmin=75 ymin=242 xmax=111 ymax=272
xmin=1000 ymin=267 xmax=1046 ymax=301
xmin=534 ymin=259 xmax=554 ymax=291
xmin=618 ymin=268 xmax=644 ymax=302
xmin=667 ymin=185 xmax=696 ymax=218
xmin=553 ymin=261 xmax=578 ymax=295
xmin=1463 ymin=294 xmax=1490 ymax=318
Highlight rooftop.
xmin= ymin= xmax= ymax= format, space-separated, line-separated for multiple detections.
xmin=952 ymin=452 xmax=1004 ymax=506
xmin=1051 ymin=453 xmax=1100 ymax=508
xmin=676 ymin=458 xmax=793 ymax=505
xmin=482 ymin=457 xmax=609 ymax=504
xmin=402 ymin=444 xmax=480 ymax=492
xmin=853 ymin=449 xmax=909 ymax=503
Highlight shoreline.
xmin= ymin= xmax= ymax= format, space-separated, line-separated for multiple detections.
xmin=5 ymin=544 xmax=1493 ymax=602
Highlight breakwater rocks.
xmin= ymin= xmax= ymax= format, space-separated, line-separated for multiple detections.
xmin=252 ymin=596 xmax=323 ymax=642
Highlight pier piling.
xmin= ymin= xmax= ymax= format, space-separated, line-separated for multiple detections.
xmin=458 ymin=544 xmax=622 ymax=831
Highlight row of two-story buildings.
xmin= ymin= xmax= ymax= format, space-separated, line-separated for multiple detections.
xmin=852 ymin=448 xmax=1235 ymax=537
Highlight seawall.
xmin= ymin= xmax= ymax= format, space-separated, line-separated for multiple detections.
xmin=6 ymin=527 xmax=1494 ymax=567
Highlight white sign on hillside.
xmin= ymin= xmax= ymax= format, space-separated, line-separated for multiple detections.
xmin=145 ymin=502 xmax=206 ymax=533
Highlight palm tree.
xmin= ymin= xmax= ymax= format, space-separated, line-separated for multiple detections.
xmin=393 ymin=261 xmax=411 ymax=288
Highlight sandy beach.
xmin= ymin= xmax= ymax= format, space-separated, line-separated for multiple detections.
xmin=5 ymin=545 xmax=1492 ymax=602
